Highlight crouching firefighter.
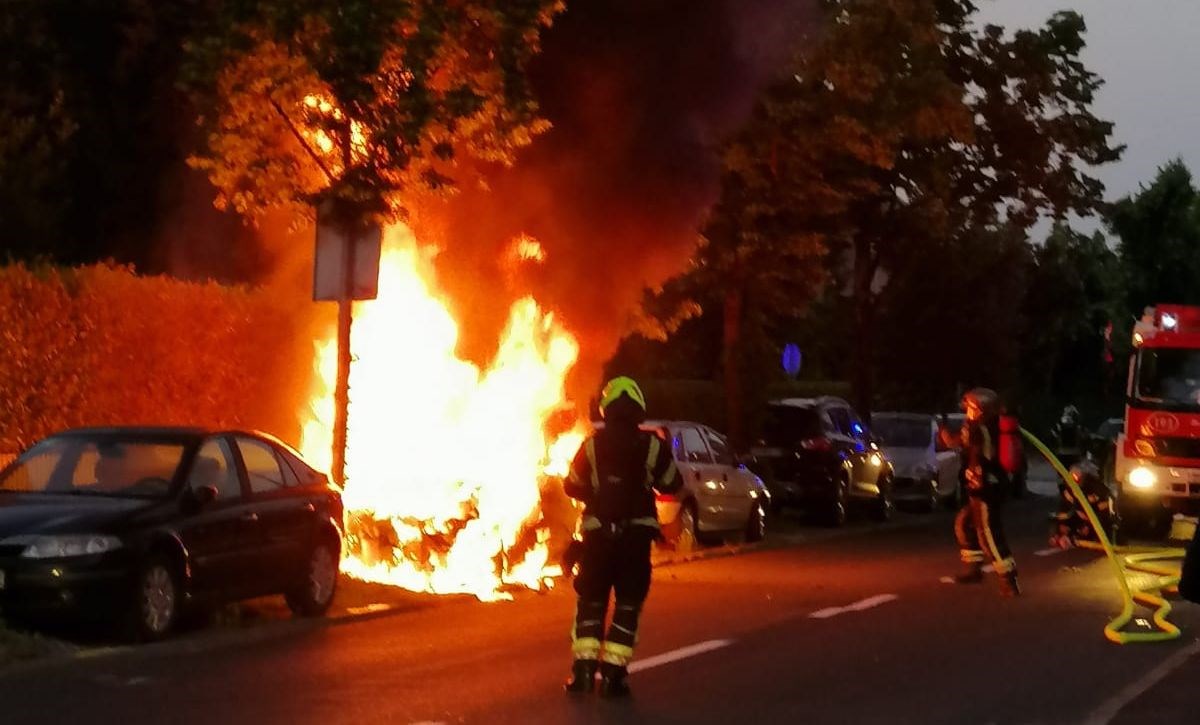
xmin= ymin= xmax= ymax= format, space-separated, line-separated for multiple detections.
xmin=562 ymin=376 xmax=680 ymax=697
xmin=942 ymin=388 xmax=1021 ymax=597
xmin=1049 ymin=460 xmax=1113 ymax=548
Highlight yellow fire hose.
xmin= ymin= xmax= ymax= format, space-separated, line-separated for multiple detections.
xmin=1021 ymin=428 xmax=1186 ymax=644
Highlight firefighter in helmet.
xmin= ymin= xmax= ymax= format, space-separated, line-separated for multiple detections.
xmin=562 ymin=376 xmax=680 ymax=697
xmin=942 ymin=388 xmax=1021 ymax=596
xmin=1049 ymin=460 xmax=1113 ymax=548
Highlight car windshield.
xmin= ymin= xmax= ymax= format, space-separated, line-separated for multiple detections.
xmin=0 ymin=435 xmax=187 ymax=498
xmin=872 ymin=417 xmax=932 ymax=448
xmin=1135 ymin=348 xmax=1200 ymax=410
xmin=762 ymin=405 xmax=823 ymax=446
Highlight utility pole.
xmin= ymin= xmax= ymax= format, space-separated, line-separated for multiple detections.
xmin=331 ymin=225 xmax=357 ymax=489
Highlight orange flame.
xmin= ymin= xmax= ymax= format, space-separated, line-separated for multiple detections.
xmin=300 ymin=224 xmax=582 ymax=601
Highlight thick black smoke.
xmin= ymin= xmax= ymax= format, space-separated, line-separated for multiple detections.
xmin=421 ymin=0 xmax=815 ymax=401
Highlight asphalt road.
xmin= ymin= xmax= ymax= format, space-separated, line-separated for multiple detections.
xmin=3 ymin=485 xmax=1199 ymax=725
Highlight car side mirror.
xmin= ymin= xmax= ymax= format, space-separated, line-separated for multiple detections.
xmin=185 ymin=485 xmax=219 ymax=513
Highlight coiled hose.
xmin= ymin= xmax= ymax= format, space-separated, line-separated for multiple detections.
xmin=1021 ymin=428 xmax=1185 ymax=644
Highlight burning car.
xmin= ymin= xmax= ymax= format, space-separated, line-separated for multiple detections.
xmin=0 ymin=427 xmax=342 ymax=640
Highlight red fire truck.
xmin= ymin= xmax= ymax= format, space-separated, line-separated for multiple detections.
xmin=1114 ymin=305 xmax=1200 ymax=536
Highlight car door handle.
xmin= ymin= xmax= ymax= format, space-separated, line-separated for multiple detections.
xmin=240 ymin=512 xmax=259 ymax=523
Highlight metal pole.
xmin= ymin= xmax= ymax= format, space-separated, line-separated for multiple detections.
xmin=331 ymin=291 xmax=353 ymax=488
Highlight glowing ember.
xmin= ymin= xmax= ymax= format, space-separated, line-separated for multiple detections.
xmin=300 ymin=224 xmax=582 ymax=601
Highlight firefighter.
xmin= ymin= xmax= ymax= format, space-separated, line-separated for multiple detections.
xmin=945 ymin=388 xmax=1021 ymax=596
xmin=1051 ymin=405 xmax=1085 ymax=468
xmin=562 ymin=376 xmax=680 ymax=698
xmin=1049 ymin=460 xmax=1113 ymax=548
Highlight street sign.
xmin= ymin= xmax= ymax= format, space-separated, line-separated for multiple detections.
xmin=782 ymin=343 xmax=802 ymax=378
xmin=313 ymin=206 xmax=382 ymax=301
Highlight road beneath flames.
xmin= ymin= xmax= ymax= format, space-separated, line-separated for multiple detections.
xmin=4 ymin=483 xmax=1200 ymax=724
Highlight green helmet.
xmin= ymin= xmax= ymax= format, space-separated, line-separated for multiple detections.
xmin=599 ymin=376 xmax=646 ymax=417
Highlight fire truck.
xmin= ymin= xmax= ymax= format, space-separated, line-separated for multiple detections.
xmin=1113 ymin=305 xmax=1200 ymax=536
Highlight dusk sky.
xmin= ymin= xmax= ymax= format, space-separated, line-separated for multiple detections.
xmin=978 ymin=0 xmax=1200 ymax=229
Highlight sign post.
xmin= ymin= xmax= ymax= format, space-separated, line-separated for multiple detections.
xmin=314 ymin=201 xmax=381 ymax=487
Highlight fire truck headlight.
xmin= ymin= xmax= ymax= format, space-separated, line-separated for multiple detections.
xmin=1128 ymin=466 xmax=1157 ymax=490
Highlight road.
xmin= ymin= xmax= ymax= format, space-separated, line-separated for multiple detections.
xmin=2 ymin=485 xmax=1199 ymax=725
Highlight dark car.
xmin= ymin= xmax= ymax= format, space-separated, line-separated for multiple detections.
xmin=749 ymin=397 xmax=894 ymax=525
xmin=0 ymin=427 xmax=343 ymax=640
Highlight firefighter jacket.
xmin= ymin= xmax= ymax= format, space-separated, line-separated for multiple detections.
xmin=565 ymin=425 xmax=681 ymax=532
xmin=959 ymin=420 xmax=1010 ymax=497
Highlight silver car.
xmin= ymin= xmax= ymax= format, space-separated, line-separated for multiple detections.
xmin=871 ymin=412 xmax=959 ymax=510
xmin=644 ymin=420 xmax=770 ymax=545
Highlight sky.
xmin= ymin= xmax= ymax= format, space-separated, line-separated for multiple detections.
xmin=977 ymin=0 xmax=1200 ymax=234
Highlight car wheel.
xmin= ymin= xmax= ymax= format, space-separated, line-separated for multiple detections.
xmin=825 ymin=478 xmax=849 ymax=527
xmin=129 ymin=556 xmax=181 ymax=642
xmin=745 ymin=502 xmax=766 ymax=543
xmin=872 ymin=477 xmax=894 ymax=522
xmin=286 ymin=538 xmax=340 ymax=617
xmin=945 ymin=480 xmax=964 ymax=510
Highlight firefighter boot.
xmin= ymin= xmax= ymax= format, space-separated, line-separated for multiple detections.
xmin=954 ymin=562 xmax=984 ymax=584
xmin=999 ymin=570 xmax=1022 ymax=598
xmin=598 ymin=662 xmax=631 ymax=699
xmin=564 ymin=659 xmax=598 ymax=695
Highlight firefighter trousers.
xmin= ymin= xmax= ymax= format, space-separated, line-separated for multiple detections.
xmin=571 ymin=526 xmax=654 ymax=669
xmin=955 ymin=493 xmax=1015 ymax=574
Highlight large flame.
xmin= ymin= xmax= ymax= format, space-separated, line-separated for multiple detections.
xmin=300 ymin=224 xmax=584 ymax=601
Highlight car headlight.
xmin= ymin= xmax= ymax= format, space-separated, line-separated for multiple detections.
xmin=1128 ymin=466 xmax=1157 ymax=490
xmin=1 ymin=534 xmax=123 ymax=559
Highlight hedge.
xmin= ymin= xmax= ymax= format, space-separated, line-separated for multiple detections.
xmin=0 ymin=263 xmax=315 ymax=453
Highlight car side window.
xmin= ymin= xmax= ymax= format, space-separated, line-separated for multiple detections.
xmin=237 ymin=438 xmax=287 ymax=495
xmin=702 ymin=428 xmax=734 ymax=466
xmin=279 ymin=448 xmax=324 ymax=486
xmin=847 ymin=410 xmax=868 ymax=440
xmin=826 ymin=408 xmax=853 ymax=437
xmin=680 ymin=427 xmax=714 ymax=464
xmin=188 ymin=438 xmax=242 ymax=501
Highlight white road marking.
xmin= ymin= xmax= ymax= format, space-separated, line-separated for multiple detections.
xmin=1035 ymin=547 xmax=1066 ymax=557
xmin=344 ymin=603 xmax=394 ymax=616
xmin=627 ymin=639 xmax=734 ymax=674
xmin=1081 ymin=639 xmax=1200 ymax=725
xmin=808 ymin=594 xmax=899 ymax=619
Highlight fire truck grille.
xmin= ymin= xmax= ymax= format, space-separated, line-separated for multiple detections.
xmin=1154 ymin=437 xmax=1200 ymax=459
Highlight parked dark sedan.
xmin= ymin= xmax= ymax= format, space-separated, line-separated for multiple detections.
xmin=0 ymin=427 xmax=343 ymax=640
xmin=750 ymin=397 xmax=894 ymax=525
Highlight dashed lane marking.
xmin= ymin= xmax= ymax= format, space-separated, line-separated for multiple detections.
xmin=1081 ymin=639 xmax=1200 ymax=724
xmin=808 ymin=594 xmax=899 ymax=619
xmin=627 ymin=639 xmax=734 ymax=674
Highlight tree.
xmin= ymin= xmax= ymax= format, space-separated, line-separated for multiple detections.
xmin=1109 ymin=160 xmax=1200 ymax=312
xmin=185 ymin=1 xmax=563 ymax=227
xmin=773 ymin=0 xmax=1121 ymax=416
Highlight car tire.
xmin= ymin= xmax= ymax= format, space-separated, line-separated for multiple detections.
xmin=286 ymin=538 xmax=340 ymax=617
xmin=128 ymin=555 xmax=181 ymax=642
xmin=824 ymin=477 xmax=849 ymax=527
xmin=945 ymin=480 xmax=964 ymax=510
xmin=745 ymin=502 xmax=766 ymax=543
xmin=872 ymin=477 xmax=894 ymax=522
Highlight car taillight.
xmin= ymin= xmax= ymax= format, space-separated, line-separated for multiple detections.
xmin=800 ymin=437 xmax=833 ymax=452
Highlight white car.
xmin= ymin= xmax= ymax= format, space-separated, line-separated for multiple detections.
xmin=590 ymin=420 xmax=769 ymax=544
xmin=871 ymin=412 xmax=959 ymax=510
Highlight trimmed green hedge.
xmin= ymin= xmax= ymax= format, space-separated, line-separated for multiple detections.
xmin=0 ymin=263 xmax=313 ymax=453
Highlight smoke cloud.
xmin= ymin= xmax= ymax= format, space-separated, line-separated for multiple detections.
xmin=419 ymin=0 xmax=815 ymax=404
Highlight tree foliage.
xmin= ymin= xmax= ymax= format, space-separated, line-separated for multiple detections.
xmin=185 ymin=0 xmax=563 ymax=225
xmin=1109 ymin=159 xmax=1200 ymax=311
xmin=747 ymin=0 xmax=1121 ymax=415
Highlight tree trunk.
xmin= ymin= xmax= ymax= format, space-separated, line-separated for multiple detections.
xmin=723 ymin=284 xmax=745 ymax=449
xmin=852 ymin=235 xmax=875 ymax=422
